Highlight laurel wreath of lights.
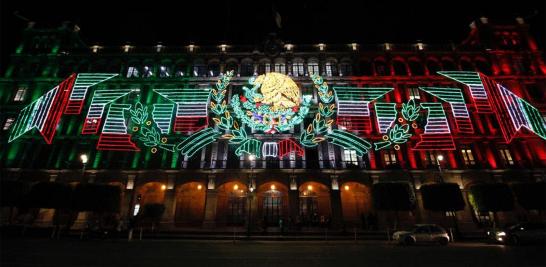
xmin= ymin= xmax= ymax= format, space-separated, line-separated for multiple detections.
xmin=374 ymin=99 xmax=422 ymax=151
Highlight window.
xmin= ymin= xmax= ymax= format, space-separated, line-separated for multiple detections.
xmin=13 ymin=87 xmax=27 ymax=101
xmin=325 ymin=62 xmax=337 ymax=76
xmin=159 ymin=66 xmax=170 ymax=78
xmin=126 ymin=66 xmax=139 ymax=78
xmin=344 ymin=149 xmax=358 ymax=164
xmin=193 ymin=64 xmax=207 ymax=77
xmin=424 ymin=151 xmax=441 ymax=167
xmin=409 ymin=87 xmax=420 ymax=100
xmin=241 ymin=62 xmax=254 ymax=76
xmin=383 ymin=150 xmax=397 ymax=165
xmin=460 ymin=147 xmax=476 ymax=166
xmin=292 ymin=62 xmax=305 ymax=76
xmin=258 ymin=63 xmax=271 ymax=74
xmin=307 ymin=62 xmax=319 ymax=75
xmin=499 ymin=147 xmax=514 ymax=166
xmin=3 ymin=118 xmax=14 ymax=130
xmin=274 ymin=63 xmax=286 ymax=73
xmin=142 ymin=66 xmax=153 ymax=78
xmin=339 ymin=62 xmax=352 ymax=76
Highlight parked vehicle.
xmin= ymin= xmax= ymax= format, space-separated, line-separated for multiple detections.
xmin=393 ymin=224 xmax=450 ymax=245
xmin=488 ymin=222 xmax=546 ymax=245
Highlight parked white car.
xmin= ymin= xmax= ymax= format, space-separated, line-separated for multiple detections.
xmin=393 ymin=224 xmax=450 ymax=245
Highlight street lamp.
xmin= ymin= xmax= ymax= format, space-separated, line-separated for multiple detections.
xmin=80 ymin=154 xmax=88 ymax=178
xmin=436 ymin=154 xmax=444 ymax=182
xmin=247 ymin=154 xmax=256 ymax=236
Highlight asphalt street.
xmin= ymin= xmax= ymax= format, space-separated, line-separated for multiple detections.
xmin=1 ymin=239 xmax=545 ymax=267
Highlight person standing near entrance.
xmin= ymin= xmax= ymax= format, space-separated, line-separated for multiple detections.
xmin=278 ymin=218 xmax=284 ymax=234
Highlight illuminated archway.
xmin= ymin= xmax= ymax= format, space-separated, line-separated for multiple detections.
xmin=174 ymin=182 xmax=206 ymax=226
xmin=341 ymin=182 xmax=372 ymax=224
xmin=298 ymin=182 xmax=331 ymax=226
xmin=257 ymin=181 xmax=289 ymax=226
xmin=137 ymin=182 xmax=166 ymax=205
xmin=216 ymin=181 xmax=248 ymax=226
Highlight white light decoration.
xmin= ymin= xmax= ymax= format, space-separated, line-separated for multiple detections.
xmin=188 ymin=44 xmax=195 ymax=52
xmin=350 ymin=43 xmax=358 ymax=51
xmin=285 ymin=44 xmax=293 ymax=51
xmin=262 ymin=142 xmax=279 ymax=158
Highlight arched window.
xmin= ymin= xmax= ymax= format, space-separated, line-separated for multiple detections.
xmin=325 ymin=58 xmax=338 ymax=76
xmin=339 ymin=59 xmax=352 ymax=76
xmin=460 ymin=58 xmax=474 ymax=71
xmin=142 ymin=61 xmax=154 ymax=78
xmin=475 ymin=58 xmax=492 ymax=75
xmin=359 ymin=60 xmax=373 ymax=76
xmin=225 ymin=60 xmax=238 ymax=75
xmin=258 ymin=59 xmax=271 ymax=75
xmin=193 ymin=59 xmax=206 ymax=77
xmin=159 ymin=60 xmax=171 ymax=78
xmin=274 ymin=58 xmax=286 ymax=74
xmin=374 ymin=59 xmax=388 ymax=76
xmin=307 ymin=58 xmax=319 ymax=75
xmin=441 ymin=58 xmax=457 ymax=71
xmin=292 ymin=58 xmax=305 ymax=77
xmin=174 ymin=60 xmax=187 ymax=77
xmin=426 ymin=58 xmax=441 ymax=75
xmin=408 ymin=59 xmax=425 ymax=76
xmin=392 ymin=59 xmax=408 ymax=76
xmin=240 ymin=59 xmax=254 ymax=76
xmin=208 ymin=60 xmax=221 ymax=77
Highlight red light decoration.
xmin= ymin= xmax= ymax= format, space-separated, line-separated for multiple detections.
xmin=40 ymin=74 xmax=76 ymax=144
xmin=277 ymin=138 xmax=304 ymax=159
xmin=97 ymin=133 xmax=140 ymax=151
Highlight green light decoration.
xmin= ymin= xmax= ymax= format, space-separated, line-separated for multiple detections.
xmin=374 ymin=99 xmax=422 ymax=150
xmin=326 ymin=129 xmax=372 ymax=156
xmin=175 ymin=128 xmax=221 ymax=157
xmin=299 ymin=74 xmax=336 ymax=147
xmin=234 ymin=138 xmax=262 ymax=158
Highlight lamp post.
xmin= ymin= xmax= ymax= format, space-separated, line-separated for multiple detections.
xmin=436 ymin=154 xmax=444 ymax=183
xmin=247 ymin=154 xmax=256 ymax=236
xmin=80 ymin=154 xmax=88 ymax=181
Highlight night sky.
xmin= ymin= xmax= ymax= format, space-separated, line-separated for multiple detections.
xmin=1 ymin=1 xmax=545 ymax=71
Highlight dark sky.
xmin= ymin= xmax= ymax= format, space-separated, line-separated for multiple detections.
xmin=1 ymin=0 xmax=545 ymax=70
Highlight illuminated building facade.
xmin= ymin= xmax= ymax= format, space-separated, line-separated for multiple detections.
xmin=1 ymin=17 xmax=545 ymax=232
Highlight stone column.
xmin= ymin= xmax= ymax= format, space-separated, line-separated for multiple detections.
xmin=202 ymin=189 xmax=218 ymax=228
xmin=330 ymin=190 xmax=343 ymax=229
xmin=162 ymin=188 xmax=176 ymax=230
xmin=202 ymin=175 xmax=218 ymax=228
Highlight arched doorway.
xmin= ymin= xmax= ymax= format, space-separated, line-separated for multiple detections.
xmin=257 ymin=182 xmax=289 ymax=226
xmin=174 ymin=182 xmax=206 ymax=226
xmin=299 ymin=182 xmax=331 ymax=226
xmin=341 ymin=182 xmax=372 ymax=225
xmin=216 ymin=181 xmax=247 ymax=226
xmin=137 ymin=182 xmax=166 ymax=205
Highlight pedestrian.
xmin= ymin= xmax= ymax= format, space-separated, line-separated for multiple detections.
xmin=279 ymin=218 xmax=284 ymax=234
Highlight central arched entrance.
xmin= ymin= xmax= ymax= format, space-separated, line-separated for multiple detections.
xmin=174 ymin=182 xmax=206 ymax=226
xmin=257 ymin=182 xmax=288 ymax=226
xmin=216 ymin=181 xmax=247 ymax=226
xmin=341 ymin=182 xmax=372 ymax=225
xmin=137 ymin=182 xmax=166 ymax=205
xmin=298 ymin=182 xmax=331 ymax=227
